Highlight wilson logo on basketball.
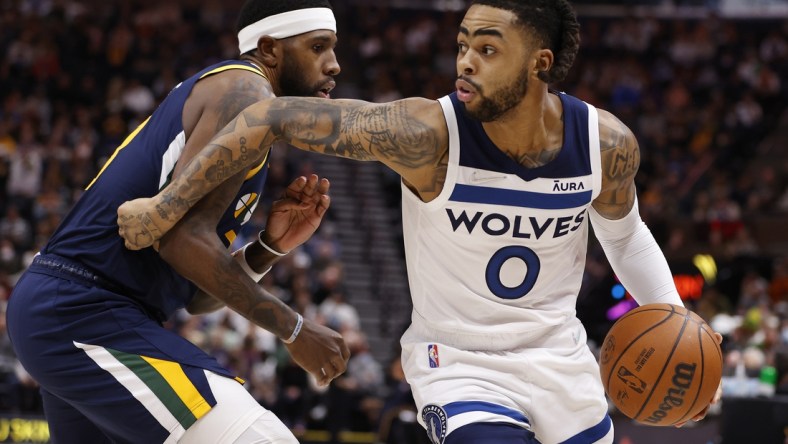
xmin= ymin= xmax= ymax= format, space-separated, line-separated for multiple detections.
xmin=644 ymin=362 xmax=697 ymax=424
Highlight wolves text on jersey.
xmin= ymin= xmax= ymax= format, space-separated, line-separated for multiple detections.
xmin=446 ymin=208 xmax=586 ymax=240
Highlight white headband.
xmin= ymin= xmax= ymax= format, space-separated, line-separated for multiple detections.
xmin=238 ymin=7 xmax=337 ymax=54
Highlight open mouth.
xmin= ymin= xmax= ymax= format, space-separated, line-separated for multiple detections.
xmin=316 ymin=81 xmax=336 ymax=98
xmin=455 ymin=79 xmax=476 ymax=102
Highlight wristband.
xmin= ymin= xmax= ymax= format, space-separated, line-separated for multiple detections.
xmin=258 ymin=231 xmax=287 ymax=257
xmin=282 ymin=313 xmax=304 ymax=344
xmin=234 ymin=243 xmax=271 ymax=283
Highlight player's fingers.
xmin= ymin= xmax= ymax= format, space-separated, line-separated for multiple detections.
xmin=329 ymin=355 xmax=347 ymax=375
xmin=300 ymin=174 xmax=319 ymax=198
xmin=316 ymin=360 xmax=344 ymax=386
xmin=317 ymin=365 xmax=335 ymax=387
xmin=316 ymin=177 xmax=330 ymax=195
xmin=283 ymin=176 xmax=307 ymax=198
xmin=339 ymin=338 xmax=350 ymax=362
xmin=316 ymin=195 xmax=330 ymax=217
xmin=713 ymin=332 xmax=723 ymax=344
xmin=712 ymin=383 xmax=723 ymax=404
xmin=269 ymin=198 xmax=312 ymax=213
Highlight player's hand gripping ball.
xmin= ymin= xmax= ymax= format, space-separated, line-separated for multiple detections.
xmin=599 ymin=303 xmax=722 ymax=426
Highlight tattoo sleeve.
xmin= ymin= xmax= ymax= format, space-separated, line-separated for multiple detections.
xmin=160 ymin=168 xmax=296 ymax=339
xmin=154 ymin=97 xmax=444 ymax=224
xmin=593 ymin=111 xmax=641 ymax=219
xmin=209 ymin=263 xmax=295 ymax=338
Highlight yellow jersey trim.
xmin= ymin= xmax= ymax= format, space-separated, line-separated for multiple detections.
xmin=199 ymin=64 xmax=269 ymax=81
xmin=86 ymin=116 xmax=151 ymax=190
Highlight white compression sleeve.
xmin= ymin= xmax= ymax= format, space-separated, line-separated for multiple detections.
xmin=588 ymin=199 xmax=684 ymax=307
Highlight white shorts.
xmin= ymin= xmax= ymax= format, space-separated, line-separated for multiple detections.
xmin=401 ymin=317 xmax=614 ymax=443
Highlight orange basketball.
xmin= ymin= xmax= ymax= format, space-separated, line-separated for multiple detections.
xmin=598 ymin=303 xmax=722 ymax=426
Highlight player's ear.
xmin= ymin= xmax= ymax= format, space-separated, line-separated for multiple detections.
xmin=534 ymin=48 xmax=553 ymax=77
xmin=256 ymin=36 xmax=279 ymax=68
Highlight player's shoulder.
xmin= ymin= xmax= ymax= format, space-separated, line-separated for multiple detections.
xmin=190 ymin=63 xmax=273 ymax=121
xmin=399 ymin=96 xmax=443 ymax=109
xmin=595 ymin=107 xmax=637 ymax=153
xmin=196 ymin=64 xmax=273 ymax=102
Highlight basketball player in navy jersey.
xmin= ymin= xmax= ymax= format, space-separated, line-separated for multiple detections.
xmin=118 ymin=1 xmax=723 ymax=442
xmin=6 ymin=1 xmax=350 ymax=443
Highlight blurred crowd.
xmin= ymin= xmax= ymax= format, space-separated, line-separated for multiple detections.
xmin=0 ymin=0 xmax=787 ymax=442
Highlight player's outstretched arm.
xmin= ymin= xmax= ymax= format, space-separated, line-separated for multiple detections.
xmin=117 ymin=96 xmax=447 ymax=250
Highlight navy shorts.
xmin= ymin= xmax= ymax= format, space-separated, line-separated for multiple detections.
xmin=445 ymin=422 xmax=540 ymax=443
xmin=7 ymin=256 xmax=235 ymax=443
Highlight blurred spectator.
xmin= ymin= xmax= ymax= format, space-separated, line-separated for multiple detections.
xmin=6 ymin=125 xmax=43 ymax=218
xmin=314 ymin=260 xmax=346 ymax=306
xmin=0 ymin=302 xmax=19 ymax=411
xmin=768 ymin=257 xmax=788 ymax=304
xmin=319 ymin=289 xmax=361 ymax=333
xmin=0 ymin=205 xmax=32 ymax=255
xmin=326 ymin=330 xmax=385 ymax=442
xmin=378 ymin=352 xmax=419 ymax=444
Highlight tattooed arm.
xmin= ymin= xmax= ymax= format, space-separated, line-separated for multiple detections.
xmin=156 ymin=70 xmax=348 ymax=385
xmin=118 ymin=96 xmax=448 ymax=249
xmin=589 ymin=109 xmax=683 ymax=304
xmin=592 ymin=109 xmax=640 ymax=219
xmin=589 ymin=109 xmax=724 ymax=422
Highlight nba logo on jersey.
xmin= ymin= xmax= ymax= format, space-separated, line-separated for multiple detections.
xmin=428 ymin=344 xmax=440 ymax=368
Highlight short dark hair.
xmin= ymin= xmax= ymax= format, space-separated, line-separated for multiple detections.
xmin=236 ymin=0 xmax=333 ymax=33
xmin=471 ymin=0 xmax=580 ymax=84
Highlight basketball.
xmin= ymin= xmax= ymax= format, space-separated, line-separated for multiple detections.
xmin=598 ymin=303 xmax=722 ymax=426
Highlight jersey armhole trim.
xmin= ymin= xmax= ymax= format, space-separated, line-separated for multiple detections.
xmin=401 ymin=96 xmax=460 ymax=209
xmin=198 ymin=64 xmax=269 ymax=82
xmin=587 ymin=104 xmax=602 ymax=201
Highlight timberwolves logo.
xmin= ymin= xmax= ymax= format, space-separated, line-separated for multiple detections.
xmin=422 ymin=404 xmax=447 ymax=444
xmin=234 ymin=193 xmax=259 ymax=225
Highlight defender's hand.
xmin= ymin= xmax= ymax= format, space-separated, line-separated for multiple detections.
xmin=262 ymin=174 xmax=330 ymax=253
xmin=117 ymin=197 xmax=169 ymax=250
xmin=285 ymin=319 xmax=349 ymax=387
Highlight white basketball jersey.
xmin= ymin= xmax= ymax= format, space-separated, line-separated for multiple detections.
xmin=401 ymin=92 xmax=602 ymax=351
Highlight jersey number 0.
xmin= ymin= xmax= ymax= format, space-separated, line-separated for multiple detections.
xmin=485 ymin=246 xmax=541 ymax=299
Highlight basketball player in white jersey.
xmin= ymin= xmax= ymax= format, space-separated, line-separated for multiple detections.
xmin=117 ymin=1 xmax=722 ymax=442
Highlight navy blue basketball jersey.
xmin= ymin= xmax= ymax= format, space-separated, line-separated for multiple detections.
xmin=44 ymin=60 xmax=270 ymax=320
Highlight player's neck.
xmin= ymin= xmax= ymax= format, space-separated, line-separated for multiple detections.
xmin=241 ymin=55 xmax=280 ymax=96
xmin=482 ymin=90 xmax=563 ymax=162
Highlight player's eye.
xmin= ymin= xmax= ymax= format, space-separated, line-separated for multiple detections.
xmin=457 ymin=42 xmax=467 ymax=53
xmin=482 ymin=46 xmax=496 ymax=55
